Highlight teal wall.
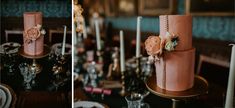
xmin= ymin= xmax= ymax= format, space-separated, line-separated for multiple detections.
xmin=105 ymin=0 xmax=235 ymax=41
xmin=1 ymin=0 xmax=71 ymax=18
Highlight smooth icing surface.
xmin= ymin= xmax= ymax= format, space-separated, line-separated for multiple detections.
xmin=23 ymin=12 xmax=44 ymax=55
xmin=24 ymin=12 xmax=42 ymax=31
xmin=155 ymin=48 xmax=195 ymax=91
xmin=159 ymin=15 xmax=192 ymax=51
xmin=154 ymin=15 xmax=195 ymax=91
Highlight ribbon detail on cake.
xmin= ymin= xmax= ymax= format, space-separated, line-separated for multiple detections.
xmin=145 ymin=32 xmax=178 ymax=89
xmin=24 ymin=24 xmax=46 ymax=44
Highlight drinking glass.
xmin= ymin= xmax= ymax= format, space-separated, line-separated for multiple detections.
xmin=125 ymin=93 xmax=143 ymax=108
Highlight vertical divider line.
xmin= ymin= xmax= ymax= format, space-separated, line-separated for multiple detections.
xmin=71 ymin=0 xmax=74 ymax=107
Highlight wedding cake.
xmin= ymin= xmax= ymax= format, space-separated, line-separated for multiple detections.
xmin=23 ymin=12 xmax=45 ymax=55
xmin=145 ymin=15 xmax=195 ymax=91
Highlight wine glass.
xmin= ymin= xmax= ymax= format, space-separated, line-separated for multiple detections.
xmin=19 ymin=63 xmax=36 ymax=90
xmin=125 ymin=93 xmax=150 ymax=108
xmin=87 ymin=61 xmax=97 ymax=87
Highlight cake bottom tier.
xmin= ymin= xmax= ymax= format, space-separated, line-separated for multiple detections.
xmin=155 ymin=48 xmax=195 ymax=91
xmin=23 ymin=36 xmax=44 ymax=55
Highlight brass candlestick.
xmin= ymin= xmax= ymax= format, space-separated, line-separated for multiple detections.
xmin=52 ymin=55 xmax=67 ymax=75
xmin=29 ymin=59 xmax=42 ymax=74
xmin=96 ymin=50 xmax=104 ymax=77
xmin=135 ymin=56 xmax=142 ymax=78
xmin=119 ymin=70 xmax=126 ymax=96
xmin=96 ymin=50 xmax=103 ymax=63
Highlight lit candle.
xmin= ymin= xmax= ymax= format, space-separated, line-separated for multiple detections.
xmin=82 ymin=17 xmax=87 ymax=39
xmin=62 ymin=25 xmax=67 ymax=56
xmin=95 ymin=19 xmax=101 ymax=50
xmin=136 ymin=16 xmax=142 ymax=57
xmin=225 ymin=44 xmax=235 ymax=108
xmin=120 ymin=30 xmax=125 ymax=72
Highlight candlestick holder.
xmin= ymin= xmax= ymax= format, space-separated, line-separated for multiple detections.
xmin=96 ymin=50 xmax=104 ymax=77
xmin=96 ymin=50 xmax=103 ymax=63
xmin=135 ymin=56 xmax=142 ymax=78
xmin=119 ymin=70 xmax=127 ymax=96
xmin=52 ymin=55 xmax=67 ymax=75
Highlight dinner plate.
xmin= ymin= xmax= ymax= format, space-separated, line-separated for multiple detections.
xmin=0 ymin=42 xmax=21 ymax=54
xmin=0 ymin=89 xmax=6 ymax=108
xmin=51 ymin=43 xmax=72 ymax=55
xmin=74 ymin=101 xmax=105 ymax=108
xmin=0 ymin=84 xmax=12 ymax=108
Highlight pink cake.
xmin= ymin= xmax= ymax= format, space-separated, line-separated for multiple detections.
xmin=23 ymin=12 xmax=44 ymax=55
xmin=145 ymin=15 xmax=195 ymax=91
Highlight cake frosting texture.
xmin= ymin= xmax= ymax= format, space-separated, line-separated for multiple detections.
xmin=23 ymin=12 xmax=44 ymax=55
xmin=160 ymin=15 xmax=192 ymax=51
xmin=145 ymin=15 xmax=195 ymax=91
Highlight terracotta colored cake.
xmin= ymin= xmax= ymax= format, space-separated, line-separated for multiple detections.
xmin=23 ymin=12 xmax=44 ymax=55
xmin=145 ymin=15 xmax=195 ymax=91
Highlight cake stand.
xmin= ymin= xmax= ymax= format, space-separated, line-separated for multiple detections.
xmin=19 ymin=45 xmax=51 ymax=74
xmin=146 ymin=75 xmax=208 ymax=108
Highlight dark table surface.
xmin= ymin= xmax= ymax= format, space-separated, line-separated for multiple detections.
xmin=1 ymin=53 xmax=72 ymax=108
xmin=74 ymin=81 xmax=217 ymax=108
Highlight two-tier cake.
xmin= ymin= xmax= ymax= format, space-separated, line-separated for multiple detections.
xmin=23 ymin=12 xmax=45 ymax=55
xmin=145 ymin=15 xmax=195 ymax=91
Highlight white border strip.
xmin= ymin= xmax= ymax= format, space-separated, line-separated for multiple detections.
xmin=71 ymin=0 xmax=74 ymax=107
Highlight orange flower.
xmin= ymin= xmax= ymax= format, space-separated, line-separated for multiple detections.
xmin=145 ymin=36 xmax=162 ymax=56
xmin=26 ymin=27 xmax=40 ymax=40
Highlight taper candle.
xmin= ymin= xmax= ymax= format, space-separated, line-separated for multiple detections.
xmin=95 ymin=20 xmax=101 ymax=50
xmin=225 ymin=44 xmax=235 ymax=108
xmin=62 ymin=25 xmax=67 ymax=55
xmin=120 ymin=30 xmax=125 ymax=72
xmin=136 ymin=16 xmax=142 ymax=57
xmin=82 ymin=17 xmax=87 ymax=39
xmin=73 ymin=22 xmax=77 ymax=45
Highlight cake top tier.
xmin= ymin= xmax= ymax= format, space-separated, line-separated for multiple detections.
xmin=159 ymin=15 xmax=192 ymax=51
xmin=24 ymin=12 xmax=42 ymax=31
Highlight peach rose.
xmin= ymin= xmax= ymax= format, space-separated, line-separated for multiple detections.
xmin=145 ymin=36 xmax=162 ymax=56
xmin=26 ymin=27 xmax=41 ymax=40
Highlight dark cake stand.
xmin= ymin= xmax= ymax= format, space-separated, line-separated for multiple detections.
xmin=146 ymin=75 xmax=208 ymax=108
xmin=19 ymin=45 xmax=51 ymax=74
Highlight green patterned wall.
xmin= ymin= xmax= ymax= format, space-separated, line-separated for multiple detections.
xmin=105 ymin=0 xmax=235 ymax=41
xmin=1 ymin=0 xmax=71 ymax=18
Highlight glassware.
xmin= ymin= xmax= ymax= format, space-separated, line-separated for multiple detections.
xmin=125 ymin=93 xmax=142 ymax=108
xmin=125 ymin=93 xmax=150 ymax=108
xmin=125 ymin=57 xmax=152 ymax=108
xmin=19 ymin=63 xmax=36 ymax=90
xmin=87 ymin=61 xmax=97 ymax=87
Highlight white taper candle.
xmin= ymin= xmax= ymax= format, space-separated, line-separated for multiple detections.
xmin=120 ymin=30 xmax=125 ymax=72
xmin=95 ymin=19 xmax=101 ymax=50
xmin=73 ymin=22 xmax=77 ymax=45
xmin=136 ymin=16 xmax=142 ymax=57
xmin=225 ymin=44 xmax=235 ymax=108
xmin=62 ymin=25 xmax=67 ymax=55
xmin=82 ymin=17 xmax=87 ymax=39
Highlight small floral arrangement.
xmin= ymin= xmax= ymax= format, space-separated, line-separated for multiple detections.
xmin=24 ymin=24 xmax=46 ymax=44
xmin=145 ymin=32 xmax=179 ymax=61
